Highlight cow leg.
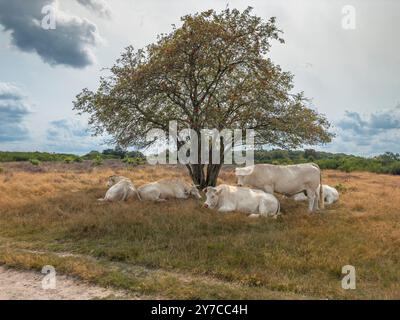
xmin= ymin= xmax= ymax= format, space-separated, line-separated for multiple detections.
xmin=258 ymin=200 xmax=270 ymax=217
xmin=147 ymin=190 xmax=164 ymax=201
xmin=263 ymin=185 xmax=274 ymax=194
xmin=313 ymin=190 xmax=320 ymax=211
xmin=306 ymin=187 xmax=316 ymax=213
xmin=123 ymin=187 xmax=135 ymax=201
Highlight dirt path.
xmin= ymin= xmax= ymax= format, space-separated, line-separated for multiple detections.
xmin=0 ymin=266 xmax=130 ymax=300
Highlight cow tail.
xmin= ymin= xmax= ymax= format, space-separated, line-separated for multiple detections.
xmin=276 ymin=200 xmax=281 ymax=216
xmin=319 ymin=170 xmax=325 ymax=210
xmin=136 ymin=190 xmax=142 ymax=201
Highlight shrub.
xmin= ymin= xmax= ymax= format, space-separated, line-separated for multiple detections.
xmin=0 ymin=167 xmax=4 ymax=174
xmin=29 ymin=159 xmax=41 ymax=166
xmin=74 ymin=157 xmax=83 ymax=163
xmin=389 ymin=162 xmax=400 ymax=175
xmin=93 ymin=155 xmax=103 ymax=166
xmin=123 ymin=156 xmax=146 ymax=166
xmin=83 ymin=151 xmax=102 ymax=160
xmin=64 ymin=157 xmax=75 ymax=164
xmin=334 ymin=183 xmax=347 ymax=193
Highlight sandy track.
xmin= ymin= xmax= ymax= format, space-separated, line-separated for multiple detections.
xmin=0 ymin=266 xmax=129 ymax=300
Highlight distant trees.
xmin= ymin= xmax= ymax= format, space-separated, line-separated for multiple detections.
xmin=253 ymin=149 xmax=400 ymax=175
xmin=80 ymin=148 xmax=145 ymax=160
xmin=375 ymin=152 xmax=400 ymax=164
xmin=1 ymin=150 xmax=400 ymax=175
xmin=102 ymin=146 xmax=126 ymax=158
xmin=304 ymin=148 xmax=317 ymax=160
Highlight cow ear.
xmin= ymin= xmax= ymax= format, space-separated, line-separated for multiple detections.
xmin=202 ymin=187 xmax=209 ymax=193
xmin=216 ymin=189 xmax=222 ymax=195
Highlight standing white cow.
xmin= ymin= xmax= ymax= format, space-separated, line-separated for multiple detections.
xmin=235 ymin=163 xmax=324 ymax=212
xmin=203 ymin=184 xmax=280 ymax=218
xmin=291 ymin=185 xmax=339 ymax=205
xmin=99 ymin=175 xmax=140 ymax=202
xmin=138 ymin=179 xmax=201 ymax=201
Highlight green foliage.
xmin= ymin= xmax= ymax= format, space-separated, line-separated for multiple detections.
xmin=93 ymin=155 xmax=103 ymax=166
xmin=29 ymin=159 xmax=41 ymax=166
xmin=0 ymin=151 xmax=75 ymax=162
xmin=254 ymin=149 xmax=400 ymax=175
xmin=0 ymin=149 xmax=145 ymax=164
xmin=81 ymin=151 xmax=102 ymax=160
xmin=122 ymin=156 xmax=146 ymax=166
xmin=334 ymin=183 xmax=347 ymax=193
xmin=64 ymin=156 xmax=75 ymax=164
xmin=388 ymin=162 xmax=400 ymax=175
xmin=82 ymin=148 xmax=146 ymax=161
xmin=102 ymin=146 xmax=127 ymax=159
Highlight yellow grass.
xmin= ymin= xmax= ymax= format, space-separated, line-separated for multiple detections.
xmin=0 ymin=164 xmax=399 ymax=299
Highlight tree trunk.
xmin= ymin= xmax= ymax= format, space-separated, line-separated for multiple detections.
xmin=184 ymin=133 xmax=226 ymax=189
xmin=186 ymin=163 xmax=222 ymax=189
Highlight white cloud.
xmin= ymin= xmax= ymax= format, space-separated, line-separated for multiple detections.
xmin=0 ymin=82 xmax=31 ymax=143
xmin=45 ymin=118 xmax=108 ymax=154
xmin=76 ymin=0 xmax=111 ymax=19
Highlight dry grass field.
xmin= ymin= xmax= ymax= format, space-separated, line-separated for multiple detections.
xmin=0 ymin=161 xmax=399 ymax=299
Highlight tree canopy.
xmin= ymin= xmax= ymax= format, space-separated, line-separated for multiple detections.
xmin=74 ymin=7 xmax=333 ymax=187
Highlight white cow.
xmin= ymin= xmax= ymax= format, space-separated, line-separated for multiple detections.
xmin=106 ymin=175 xmax=129 ymax=188
xmin=235 ymin=163 xmax=324 ymax=212
xmin=98 ymin=175 xmax=140 ymax=202
xmin=138 ymin=179 xmax=201 ymax=201
xmin=292 ymin=185 xmax=339 ymax=205
xmin=203 ymin=184 xmax=280 ymax=218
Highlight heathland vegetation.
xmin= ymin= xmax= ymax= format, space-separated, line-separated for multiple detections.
xmin=0 ymin=148 xmax=146 ymax=166
xmin=0 ymin=164 xmax=399 ymax=299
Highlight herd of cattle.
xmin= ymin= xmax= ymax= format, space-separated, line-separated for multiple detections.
xmin=98 ymin=163 xmax=339 ymax=218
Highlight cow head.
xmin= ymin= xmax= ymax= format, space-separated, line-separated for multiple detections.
xmin=107 ymin=176 xmax=118 ymax=187
xmin=202 ymin=187 xmax=222 ymax=209
xmin=189 ymin=185 xmax=202 ymax=199
xmin=235 ymin=166 xmax=254 ymax=186
xmin=236 ymin=175 xmax=246 ymax=187
xmin=107 ymin=175 xmax=126 ymax=187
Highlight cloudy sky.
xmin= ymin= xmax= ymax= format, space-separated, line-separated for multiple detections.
xmin=0 ymin=0 xmax=399 ymax=156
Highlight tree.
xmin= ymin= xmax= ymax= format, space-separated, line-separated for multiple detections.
xmin=74 ymin=7 xmax=333 ymax=188
xmin=102 ymin=146 xmax=127 ymax=158
xmin=304 ymin=148 xmax=317 ymax=160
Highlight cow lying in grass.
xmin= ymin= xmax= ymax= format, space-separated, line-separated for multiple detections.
xmin=291 ymin=184 xmax=339 ymax=205
xmin=138 ymin=178 xmax=201 ymax=202
xmin=203 ymin=184 xmax=280 ymax=218
xmin=98 ymin=175 xmax=141 ymax=202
